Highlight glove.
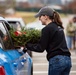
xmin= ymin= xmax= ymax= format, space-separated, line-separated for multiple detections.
xmin=17 ymin=47 xmax=24 ymax=53
xmin=23 ymin=47 xmax=28 ymax=53
xmin=17 ymin=47 xmax=27 ymax=54
xmin=25 ymin=43 xmax=33 ymax=50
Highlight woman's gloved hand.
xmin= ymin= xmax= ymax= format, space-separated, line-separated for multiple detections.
xmin=25 ymin=43 xmax=33 ymax=50
xmin=17 ymin=47 xmax=27 ymax=54
xmin=23 ymin=47 xmax=28 ymax=53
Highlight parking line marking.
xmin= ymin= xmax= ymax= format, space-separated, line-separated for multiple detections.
xmin=33 ymin=71 xmax=76 ymax=74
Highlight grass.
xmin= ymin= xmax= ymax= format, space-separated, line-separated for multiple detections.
xmin=60 ymin=13 xmax=68 ymax=18
xmin=5 ymin=11 xmax=67 ymax=24
xmin=15 ymin=11 xmax=37 ymax=24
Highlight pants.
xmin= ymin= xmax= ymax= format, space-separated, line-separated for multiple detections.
xmin=73 ymin=34 xmax=76 ymax=49
xmin=48 ymin=55 xmax=72 ymax=75
xmin=66 ymin=36 xmax=73 ymax=49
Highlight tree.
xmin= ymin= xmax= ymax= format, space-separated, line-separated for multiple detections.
xmin=68 ymin=0 xmax=76 ymax=14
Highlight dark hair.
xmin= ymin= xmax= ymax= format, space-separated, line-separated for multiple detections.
xmin=49 ymin=11 xmax=64 ymax=28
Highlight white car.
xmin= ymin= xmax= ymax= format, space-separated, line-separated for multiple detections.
xmin=26 ymin=20 xmax=45 ymax=30
xmin=5 ymin=18 xmax=26 ymax=31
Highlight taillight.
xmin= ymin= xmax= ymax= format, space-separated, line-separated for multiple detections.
xmin=0 ymin=66 xmax=5 ymax=75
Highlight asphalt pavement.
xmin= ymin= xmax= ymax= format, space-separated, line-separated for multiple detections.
xmin=32 ymin=50 xmax=76 ymax=75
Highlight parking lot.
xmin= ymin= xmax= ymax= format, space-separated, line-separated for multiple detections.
xmin=32 ymin=50 xmax=76 ymax=75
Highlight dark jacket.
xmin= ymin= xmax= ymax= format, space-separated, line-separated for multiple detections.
xmin=26 ymin=22 xmax=71 ymax=60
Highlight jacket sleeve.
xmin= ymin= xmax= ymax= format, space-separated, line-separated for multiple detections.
xmin=26 ymin=27 xmax=49 ymax=52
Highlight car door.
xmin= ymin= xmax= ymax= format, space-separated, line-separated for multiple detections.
xmin=0 ymin=21 xmax=14 ymax=50
xmin=0 ymin=20 xmax=33 ymax=75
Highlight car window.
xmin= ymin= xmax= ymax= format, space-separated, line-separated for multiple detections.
xmin=0 ymin=22 xmax=14 ymax=50
xmin=8 ymin=21 xmax=21 ymax=31
xmin=0 ymin=37 xmax=4 ymax=49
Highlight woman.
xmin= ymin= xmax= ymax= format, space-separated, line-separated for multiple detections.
xmin=24 ymin=6 xmax=72 ymax=75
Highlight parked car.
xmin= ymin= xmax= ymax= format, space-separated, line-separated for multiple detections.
xmin=5 ymin=17 xmax=32 ymax=57
xmin=26 ymin=20 xmax=45 ymax=30
xmin=0 ymin=17 xmax=33 ymax=75
xmin=5 ymin=18 xmax=25 ymax=30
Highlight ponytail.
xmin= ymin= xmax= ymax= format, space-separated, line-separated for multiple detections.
xmin=53 ymin=11 xmax=64 ymax=28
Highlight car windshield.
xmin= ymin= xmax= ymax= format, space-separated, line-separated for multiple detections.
xmin=0 ymin=22 xmax=13 ymax=50
xmin=8 ymin=21 xmax=22 ymax=31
